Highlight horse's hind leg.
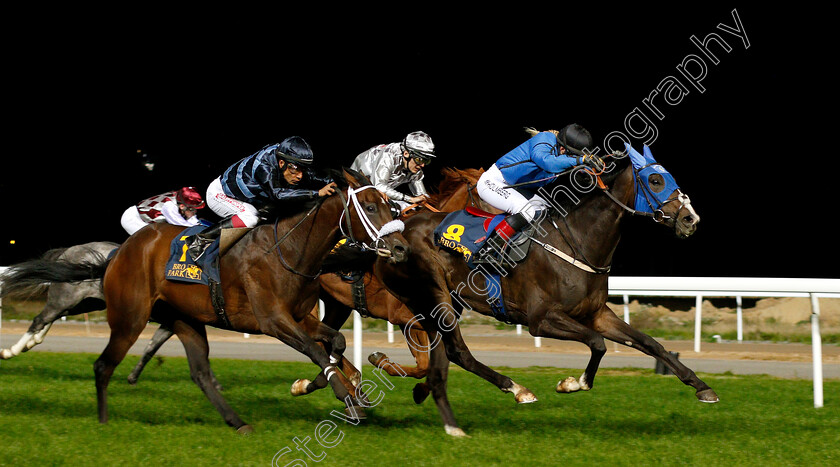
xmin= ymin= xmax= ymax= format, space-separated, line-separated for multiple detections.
xmin=94 ymin=318 xmax=146 ymax=424
xmin=532 ymin=307 xmax=607 ymax=393
xmin=368 ymin=324 xmax=430 ymax=379
xmin=591 ymin=305 xmax=719 ymax=403
xmin=423 ymin=329 xmax=467 ymax=437
xmin=171 ymin=319 xmax=251 ymax=433
xmin=127 ymin=324 xmax=175 ymax=385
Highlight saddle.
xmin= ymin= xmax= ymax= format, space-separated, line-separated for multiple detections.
xmin=434 ymin=207 xmax=534 ymax=269
xmin=164 ymin=225 xmax=252 ymax=329
xmin=433 ymin=207 xmax=535 ymax=323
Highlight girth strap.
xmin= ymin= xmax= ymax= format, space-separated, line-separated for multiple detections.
xmin=350 ymin=275 xmax=369 ymax=318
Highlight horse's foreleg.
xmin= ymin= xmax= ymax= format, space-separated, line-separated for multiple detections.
xmin=291 ymin=316 xmax=365 ymax=405
xmin=261 ymin=315 xmax=367 ymax=419
xmin=127 ymin=324 xmax=175 ymax=385
xmin=171 ymin=319 xmax=251 ymax=433
xmin=532 ymin=308 xmax=607 ymax=393
xmin=591 ymin=305 xmax=719 ymax=403
xmin=433 ymin=316 xmax=537 ymax=405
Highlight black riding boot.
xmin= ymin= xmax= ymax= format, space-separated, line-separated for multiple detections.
xmin=186 ymin=217 xmax=236 ymax=262
xmin=477 ymin=212 xmax=530 ymax=260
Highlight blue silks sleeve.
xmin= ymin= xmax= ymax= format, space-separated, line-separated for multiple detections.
xmin=529 ymin=133 xmax=579 ymax=173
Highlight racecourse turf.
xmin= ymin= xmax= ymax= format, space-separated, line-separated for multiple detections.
xmin=0 ymin=352 xmax=837 ymax=466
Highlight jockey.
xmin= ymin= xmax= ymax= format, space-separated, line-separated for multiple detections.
xmin=477 ymin=124 xmax=605 ymax=241
xmin=121 ymin=187 xmax=206 ymax=235
xmin=350 ymin=131 xmax=435 ymax=212
xmin=186 ymin=136 xmax=337 ymax=261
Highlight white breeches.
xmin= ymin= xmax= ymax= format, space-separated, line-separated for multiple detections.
xmin=120 ymin=206 xmax=148 ymax=235
xmin=476 ymin=164 xmax=547 ymax=222
xmin=206 ymin=177 xmax=261 ymax=228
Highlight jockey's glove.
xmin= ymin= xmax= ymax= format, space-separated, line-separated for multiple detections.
xmin=580 ymin=154 xmax=606 ymax=172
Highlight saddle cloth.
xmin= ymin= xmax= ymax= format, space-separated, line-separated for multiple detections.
xmin=433 ymin=207 xmax=506 ymax=268
xmin=164 ymin=225 xmax=221 ymax=285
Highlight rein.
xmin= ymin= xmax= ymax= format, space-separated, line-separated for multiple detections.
xmin=269 ymin=199 xmax=325 ymax=279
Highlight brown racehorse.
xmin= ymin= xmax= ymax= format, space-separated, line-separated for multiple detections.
xmin=0 ymin=168 xmax=409 ymax=433
xmin=373 ymin=147 xmax=718 ymax=436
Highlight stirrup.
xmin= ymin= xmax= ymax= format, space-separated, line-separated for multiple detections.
xmin=187 ymin=236 xmax=212 ymax=262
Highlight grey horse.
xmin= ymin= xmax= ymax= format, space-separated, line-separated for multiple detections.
xmin=0 ymin=241 xmax=192 ymax=386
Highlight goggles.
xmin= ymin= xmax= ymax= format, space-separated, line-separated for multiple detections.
xmin=408 ymin=151 xmax=433 ymax=166
xmin=284 ymin=161 xmax=303 ymax=174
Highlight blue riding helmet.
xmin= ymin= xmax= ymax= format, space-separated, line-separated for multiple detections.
xmin=624 ymin=143 xmax=680 ymax=215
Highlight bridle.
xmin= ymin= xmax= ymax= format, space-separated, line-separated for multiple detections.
xmin=586 ymin=164 xmax=693 ymax=224
xmin=337 ymin=185 xmax=405 ymax=256
xmin=270 ymin=184 xmax=405 ymax=278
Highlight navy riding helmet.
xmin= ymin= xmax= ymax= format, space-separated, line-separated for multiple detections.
xmin=277 ymin=136 xmax=315 ymax=165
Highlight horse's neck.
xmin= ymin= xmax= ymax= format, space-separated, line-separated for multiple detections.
xmin=559 ymin=163 xmax=635 ymax=267
xmin=436 ymin=184 xmax=469 ymax=211
xmin=275 ymin=197 xmax=344 ymax=267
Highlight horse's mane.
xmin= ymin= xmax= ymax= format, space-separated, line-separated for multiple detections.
xmin=541 ymin=153 xmax=631 ymax=217
xmin=426 ymin=167 xmax=484 ymax=207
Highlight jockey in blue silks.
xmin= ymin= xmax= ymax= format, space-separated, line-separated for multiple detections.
xmin=476 ymin=124 xmax=605 ymax=241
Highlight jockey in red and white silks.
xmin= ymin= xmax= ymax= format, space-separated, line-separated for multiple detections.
xmin=121 ymin=187 xmax=205 ymax=235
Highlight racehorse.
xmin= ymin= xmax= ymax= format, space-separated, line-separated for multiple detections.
xmin=0 ymin=168 xmax=409 ymax=433
xmin=0 ymin=241 xmax=118 ymax=360
xmin=372 ymin=145 xmax=717 ymax=436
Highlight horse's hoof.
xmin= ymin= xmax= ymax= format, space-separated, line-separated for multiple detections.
xmin=127 ymin=375 xmax=138 ymax=385
xmin=515 ymin=391 xmax=538 ymax=404
xmin=0 ymin=349 xmax=13 ymax=360
xmin=556 ymin=376 xmax=582 ymax=393
xmin=290 ymin=379 xmax=311 ymax=396
xmin=236 ymin=424 xmax=254 ymax=435
xmin=696 ymin=389 xmax=720 ymax=403
xmin=345 ymin=406 xmax=366 ymax=420
xmin=368 ymin=352 xmax=386 ymax=366
xmin=412 ymin=383 xmax=430 ymax=404
xmin=444 ymin=425 xmax=470 ymax=438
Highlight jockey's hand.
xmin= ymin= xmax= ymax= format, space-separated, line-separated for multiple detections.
xmin=581 ymin=154 xmax=605 ymax=172
xmin=318 ymin=182 xmax=337 ymax=197
xmin=407 ymin=194 xmax=429 ymax=204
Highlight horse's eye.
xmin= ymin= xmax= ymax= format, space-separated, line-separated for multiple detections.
xmin=648 ymin=174 xmax=665 ymax=193
xmin=365 ymin=204 xmax=376 ymax=213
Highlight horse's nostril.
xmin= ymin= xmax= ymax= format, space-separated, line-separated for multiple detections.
xmin=683 ymin=216 xmax=695 ymax=224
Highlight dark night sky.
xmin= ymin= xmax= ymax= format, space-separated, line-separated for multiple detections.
xmin=1 ymin=6 xmax=835 ymax=278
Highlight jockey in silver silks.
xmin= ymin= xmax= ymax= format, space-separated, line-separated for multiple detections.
xmin=350 ymin=131 xmax=435 ymax=212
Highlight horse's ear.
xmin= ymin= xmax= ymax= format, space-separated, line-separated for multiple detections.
xmin=642 ymin=144 xmax=657 ymax=165
xmin=624 ymin=142 xmax=647 ymax=169
xmin=341 ymin=167 xmax=372 ymax=188
xmin=327 ymin=168 xmax=349 ymax=189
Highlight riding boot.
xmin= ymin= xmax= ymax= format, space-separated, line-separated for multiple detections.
xmin=186 ymin=217 xmax=236 ymax=262
xmin=478 ymin=212 xmax=530 ymax=260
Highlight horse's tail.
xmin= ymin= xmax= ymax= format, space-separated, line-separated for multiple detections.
xmin=0 ymin=247 xmax=111 ymax=299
